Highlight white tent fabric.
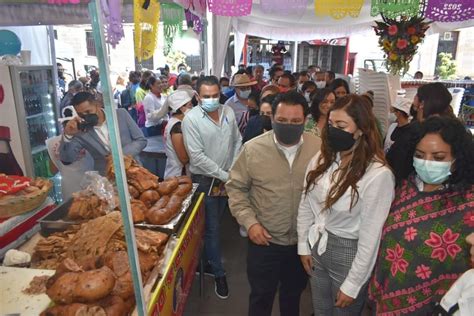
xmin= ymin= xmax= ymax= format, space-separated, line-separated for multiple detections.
xmin=232 ymin=1 xmax=474 ymax=40
xmin=211 ymin=14 xmax=232 ymax=76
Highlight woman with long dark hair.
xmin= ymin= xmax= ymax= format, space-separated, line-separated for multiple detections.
xmin=304 ymin=88 xmax=335 ymax=137
xmin=297 ymin=94 xmax=395 ymax=315
xmin=369 ymin=116 xmax=474 ymax=315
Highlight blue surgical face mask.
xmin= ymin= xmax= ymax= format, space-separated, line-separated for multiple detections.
xmin=221 ymin=86 xmax=231 ymax=94
xmin=237 ymin=89 xmax=251 ymax=99
xmin=200 ymin=98 xmax=220 ymax=113
xmin=413 ymin=157 xmax=452 ymax=185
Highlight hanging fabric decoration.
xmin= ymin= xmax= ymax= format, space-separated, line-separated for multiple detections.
xmin=314 ymin=0 xmax=364 ymax=19
xmin=100 ymin=0 xmax=124 ymax=48
xmin=161 ymin=3 xmax=185 ymax=56
xmin=185 ymin=10 xmax=203 ymax=34
xmin=134 ymin=0 xmax=160 ymax=62
xmin=370 ymin=0 xmax=421 ymax=18
xmin=47 ymin=0 xmax=88 ymax=4
xmin=208 ymin=0 xmax=252 ymax=17
xmin=260 ymin=0 xmax=307 ymax=16
xmin=425 ymin=0 xmax=473 ymax=22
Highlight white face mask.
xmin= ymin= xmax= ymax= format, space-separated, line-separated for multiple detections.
xmin=304 ymin=92 xmax=311 ymax=103
xmin=316 ymin=81 xmax=326 ymax=89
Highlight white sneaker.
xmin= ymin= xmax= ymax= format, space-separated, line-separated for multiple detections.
xmin=239 ymin=226 xmax=248 ymax=237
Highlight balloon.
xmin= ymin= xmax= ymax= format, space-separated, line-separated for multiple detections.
xmin=0 ymin=30 xmax=21 ymax=56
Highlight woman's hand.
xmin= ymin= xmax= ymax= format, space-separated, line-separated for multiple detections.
xmin=335 ymin=290 xmax=354 ymax=308
xmin=300 ymin=255 xmax=313 ymax=276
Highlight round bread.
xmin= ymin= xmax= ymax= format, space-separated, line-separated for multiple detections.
xmin=157 ymin=177 xmax=179 ymax=195
xmin=173 ymin=183 xmax=192 ymax=197
xmin=73 ymin=266 xmax=116 ymax=303
xmin=139 ymin=190 xmax=160 ymax=208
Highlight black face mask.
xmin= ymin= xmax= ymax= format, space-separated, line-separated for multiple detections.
xmin=261 ymin=115 xmax=273 ymax=131
xmin=327 ymin=126 xmax=356 ymax=152
xmin=78 ymin=113 xmax=99 ymax=131
xmin=272 ymin=122 xmax=304 ymax=145
xmin=249 ymin=108 xmax=259 ymax=117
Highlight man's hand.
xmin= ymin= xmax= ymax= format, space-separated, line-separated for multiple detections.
xmin=335 ymin=290 xmax=354 ymax=308
xmin=64 ymin=116 xmax=82 ymax=136
xmin=300 ymin=255 xmax=313 ymax=276
xmin=248 ymin=223 xmax=272 ymax=246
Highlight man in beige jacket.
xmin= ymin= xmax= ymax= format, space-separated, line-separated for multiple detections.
xmin=226 ymin=91 xmax=321 ymax=316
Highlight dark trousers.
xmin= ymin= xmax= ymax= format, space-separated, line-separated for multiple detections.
xmin=247 ymin=241 xmax=308 ymax=316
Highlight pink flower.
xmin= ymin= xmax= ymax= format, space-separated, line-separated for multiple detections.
xmin=422 ymin=287 xmax=432 ymax=296
xmin=404 ymin=227 xmax=417 ymax=241
xmin=423 ymin=203 xmax=433 ymax=211
xmin=392 ymin=297 xmax=401 ymax=307
xmin=408 ymin=210 xmax=417 ymax=219
xmin=407 ymin=295 xmax=417 ymax=305
xmin=397 ymin=39 xmax=409 ymax=50
xmin=424 ymin=229 xmax=462 ymax=262
xmin=407 ymin=26 xmax=417 ymax=35
xmin=394 ymin=213 xmax=402 ymax=222
xmin=464 ymin=211 xmax=474 ymax=227
xmin=415 ymin=264 xmax=432 ymax=280
xmin=388 ymin=25 xmax=398 ymax=36
xmin=386 ymin=243 xmax=409 ymax=276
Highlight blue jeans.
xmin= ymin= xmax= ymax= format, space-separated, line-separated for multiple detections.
xmin=192 ymin=174 xmax=227 ymax=278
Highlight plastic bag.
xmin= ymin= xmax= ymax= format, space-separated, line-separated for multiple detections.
xmin=79 ymin=171 xmax=116 ymax=211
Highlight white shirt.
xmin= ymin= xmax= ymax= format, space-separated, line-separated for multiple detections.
xmin=297 ymin=152 xmax=395 ymax=298
xmin=143 ymin=92 xmax=164 ymax=128
xmin=182 ymin=104 xmax=242 ymax=182
xmin=94 ymin=122 xmax=110 ymax=151
xmin=383 ymin=122 xmax=397 ymax=153
xmin=440 ymin=269 xmax=474 ymax=316
xmin=273 ymin=135 xmax=303 ymax=168
xmin=164 ymin=116 xmax=186 ymax=178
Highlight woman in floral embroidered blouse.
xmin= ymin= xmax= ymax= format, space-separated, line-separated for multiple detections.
xmin=369 ymin=117 xmax=474 ymax=315
xmin=304 ymin=88 xmax=335 ymax=137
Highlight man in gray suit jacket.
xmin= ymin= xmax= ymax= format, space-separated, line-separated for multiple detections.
xmin=60 ymin=91 xmax=147 ymax=175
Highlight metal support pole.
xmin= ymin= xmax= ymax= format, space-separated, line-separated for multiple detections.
xmin=88 ymin=2 xmax=146 ymax=316
xmin=293 ymin=41 xmax=298 ymax=72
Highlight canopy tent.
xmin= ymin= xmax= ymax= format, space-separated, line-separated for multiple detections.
xmin=1 ymin=0 xmax=473 ymax=75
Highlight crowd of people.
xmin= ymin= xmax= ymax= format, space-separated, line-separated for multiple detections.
xmin=55 ymin=62 xmax=473 ymax=316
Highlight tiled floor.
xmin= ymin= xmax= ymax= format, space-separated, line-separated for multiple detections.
xmin=183 ymin=208 xmax=313 ymax=316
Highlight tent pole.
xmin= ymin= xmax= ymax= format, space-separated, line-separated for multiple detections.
xmin=292 ymin=41 xmax=298 ymax=72
xmin=87 ymin=1 xmax=146 ymax=315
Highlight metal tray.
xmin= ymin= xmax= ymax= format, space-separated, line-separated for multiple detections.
xmin=134 ymin=183 xmax=199 ymax=235
xmin=39 ymin=184 xmax=199 ymax=236
xmin=38 ymin=198 xmax=84 ymax=236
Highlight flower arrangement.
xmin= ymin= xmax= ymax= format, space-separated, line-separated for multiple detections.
xmin=373 ymin=15 xmax=430 ymax=76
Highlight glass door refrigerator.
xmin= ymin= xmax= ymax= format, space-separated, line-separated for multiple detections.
xmin=0 ymin=65 xmax=61 ymax=201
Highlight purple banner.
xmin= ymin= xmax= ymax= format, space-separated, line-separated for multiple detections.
xmin=425 ymin=0 xmax=473 ymax=22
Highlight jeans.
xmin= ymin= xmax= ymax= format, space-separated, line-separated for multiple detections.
xmin=192 ymin=174 xmax=227 ymax=278
xmin=247 ymin=241 xmax=308 ymax=316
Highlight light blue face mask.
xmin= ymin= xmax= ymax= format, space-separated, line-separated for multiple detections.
xmin=200 ymin=98 xmax=220 ymax=113
xmin=413 ymin=157 xmax=453 ymax=185
xmin=221 ymin=86 xmax=231 ymax=95
xmin=237 ymin=89 xmax=251 ymax=99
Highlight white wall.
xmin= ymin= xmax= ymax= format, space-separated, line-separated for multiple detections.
xmin=456 ymin=27 xmax=474 ymax=78
xmin=0 ymin=26 xmax=51 ymax=65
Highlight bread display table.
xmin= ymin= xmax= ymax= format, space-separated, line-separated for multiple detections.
xmin=146 ymin=192 xmax=205 ymax=316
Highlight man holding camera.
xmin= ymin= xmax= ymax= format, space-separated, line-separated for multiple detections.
xmin=60 ymin=91 xmax=147 ymax=175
